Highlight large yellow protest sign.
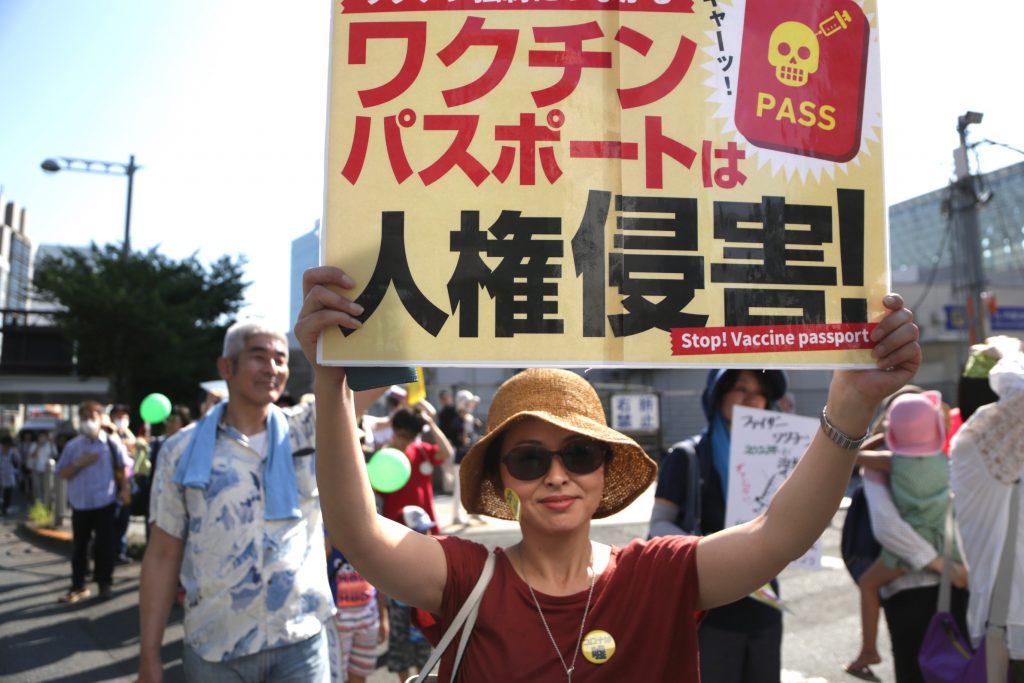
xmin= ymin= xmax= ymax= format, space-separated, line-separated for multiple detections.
xmin=320 ymin=0 xmax=886 ymax=368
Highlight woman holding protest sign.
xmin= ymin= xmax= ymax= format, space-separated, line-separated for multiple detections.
xmin=295 ymin=264 xmax=921 ymax=682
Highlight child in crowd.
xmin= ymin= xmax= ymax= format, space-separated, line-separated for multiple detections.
xmin=844 ymin=391 xmax=967 ymax=681
xmin=327 ymin=538 xmax=388 ymax=683
xmin=379 ymin=506 xmax=436 ymax=682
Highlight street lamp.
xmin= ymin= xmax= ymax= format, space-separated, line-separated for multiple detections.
xmin=40 ymin=155 xmax=141 ymax=258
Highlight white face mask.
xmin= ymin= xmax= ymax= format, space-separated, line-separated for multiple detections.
xmin=114 ymin=417 xmax=129 ymax=431
xmin=81 ymin=420 xmax=101 ymax=437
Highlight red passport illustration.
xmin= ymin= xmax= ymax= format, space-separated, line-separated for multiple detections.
xmin=735 ymin=0 xmax=869 ymax=162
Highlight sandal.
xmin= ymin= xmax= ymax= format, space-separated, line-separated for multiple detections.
xmin=842 ymin=664 xmax=881 ymax=682
xmin=58 ymin=588 xmax=91 ymax=604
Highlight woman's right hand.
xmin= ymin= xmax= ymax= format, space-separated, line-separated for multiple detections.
xmin=78 ymin=451 xmax=100 ymax=467
xmin=292 ymin=266 xmax=365 ymax=384
xmin=951 ymin=562 xmax=969 ymax=589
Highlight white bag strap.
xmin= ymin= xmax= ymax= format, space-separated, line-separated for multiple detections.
xmin=937 ymin=492 xmax=956 ymax=614
xmin=412 ymin=549 xmax=496 ymax=683
xmin=984 ymin=480 xmax=1020 ymax=683
xmin=987 ymin=480 xmax=1020 ymax=628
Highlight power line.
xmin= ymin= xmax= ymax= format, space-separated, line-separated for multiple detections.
xmin=911 ymin=197 xmax=955 ymax=313
xmin=975 ymin=138 xmax=1024 ymax=157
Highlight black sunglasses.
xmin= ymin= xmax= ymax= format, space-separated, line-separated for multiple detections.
xmin=501 ymin=439 xmax=611 ymax=481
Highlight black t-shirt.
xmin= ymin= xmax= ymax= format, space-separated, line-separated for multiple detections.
xmin=437 ymin=406 xmax=463 ymax=445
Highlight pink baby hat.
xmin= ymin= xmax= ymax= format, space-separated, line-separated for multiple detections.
xmin=885 ymin=390 xmax=946 ymax=456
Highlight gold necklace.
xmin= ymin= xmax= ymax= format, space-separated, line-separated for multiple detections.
xmin=524 ymin=555 xmax=596 ymax=683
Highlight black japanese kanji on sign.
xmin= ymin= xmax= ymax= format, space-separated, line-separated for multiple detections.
xmin=345 ymin=189 xmax=868 ymax=339
xmin=343 ymin=212 xmax=448 ymax=337
xmin=723 ymin=288 xmax=825 ymax=326
xmin=486 ymin=210 xmax=564 ymax=337
xmin=571 ymin=190 xmax=610 ymax=337
xmin=447 ymin=211 xmax=492 ymax=338
xmin=711 ymin=195 xmax=836 ymax=286
xmin=709 ymin=192 xmax=864 ymax=327
xmin=609 ymin=194 xmax=706 ymax=336
xmin=837 ymin=188 xmax=867 ymax=323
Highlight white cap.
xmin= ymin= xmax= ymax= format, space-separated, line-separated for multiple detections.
xmin=200 ymin=379 xmax=229 ymax=397
xmin=455 ymin=389 xmax=479 ymax=406
xmin=401 ymin=505 xmax=437 ymax=532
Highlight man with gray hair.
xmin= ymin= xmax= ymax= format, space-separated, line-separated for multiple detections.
xmin=138 ymin=321 xmax=331 ymax=682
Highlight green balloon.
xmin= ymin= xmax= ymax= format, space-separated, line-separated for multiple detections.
xmin=139 ymin=393 xmax=172 ymax=424
xmin=367 ymin=447 xmax=411 ymax=493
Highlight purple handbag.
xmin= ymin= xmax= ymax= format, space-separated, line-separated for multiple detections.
xmin=919 ymin=484 xmax=1018 ymax=683
xmin=918 ymin=611 xmax=987 ymax=683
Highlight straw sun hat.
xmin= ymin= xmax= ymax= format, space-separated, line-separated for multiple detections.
xmin=459 ymin=368 xmax=657 ymax=520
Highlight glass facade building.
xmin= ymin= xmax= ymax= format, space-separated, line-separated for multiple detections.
xmin=289 ymin=219 xmax=320 ymax=336
xmin=1 ymin=198 xmax=34 ymax=312
xmin=889 ymin=160 xmax=1024 ymax=288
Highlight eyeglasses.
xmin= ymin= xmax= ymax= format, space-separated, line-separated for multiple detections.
xmin=501 ymin=439 xmax=610 ymax=481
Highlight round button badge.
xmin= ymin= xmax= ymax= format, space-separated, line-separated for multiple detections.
xmin=581 ymin=629 xmax=615 ymax=665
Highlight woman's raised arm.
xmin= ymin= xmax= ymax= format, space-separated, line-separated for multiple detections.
xmin=696 ymin=294 xmax=921 ymax=610
xmin=294 ymin=265 xmax=447 ymax=613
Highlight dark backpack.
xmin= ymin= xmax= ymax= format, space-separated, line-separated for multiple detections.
xmin=663 ymin=439 xmax=703 ymax=535
xmin=840 ymin=482 xmax=881 ymax=583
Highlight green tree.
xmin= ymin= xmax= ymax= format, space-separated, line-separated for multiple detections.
xmin=32 ymin=243 xmax=249 ymax=418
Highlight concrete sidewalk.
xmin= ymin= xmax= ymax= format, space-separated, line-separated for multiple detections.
xmin=1 ymin=491 xmax=186 ymax=683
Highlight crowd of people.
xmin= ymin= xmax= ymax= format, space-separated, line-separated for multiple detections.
xmin=0 ymin=388 xmax=208 ymax=602
xmin=4 ymin=265 xmax=1022 ymax=682
xmin=0 ymin=424 xmax=61 ymax=517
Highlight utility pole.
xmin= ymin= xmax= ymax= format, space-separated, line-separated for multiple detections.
xmin=951 ymin=111 xmax=987 ymax=345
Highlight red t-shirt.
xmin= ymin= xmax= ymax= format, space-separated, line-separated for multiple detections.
xmin=433 ymin=534 xmax=703 ymax=682
xmin=381 ymin=441 xmax=444 ymax=527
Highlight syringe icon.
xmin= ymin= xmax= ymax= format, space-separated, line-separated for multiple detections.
xmin=816 ymin=9 xmax=852 ymax=37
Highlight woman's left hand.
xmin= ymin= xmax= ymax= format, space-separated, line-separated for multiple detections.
xmin=832 ymin=293 xmax=921 ymax=412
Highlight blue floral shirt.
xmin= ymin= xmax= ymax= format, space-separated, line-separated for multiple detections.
xmin=150 ymin=402 xmax=334 ymax=662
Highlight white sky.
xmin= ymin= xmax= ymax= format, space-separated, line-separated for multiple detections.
xmin=0 ymin=0 xmax=1021 ymax=332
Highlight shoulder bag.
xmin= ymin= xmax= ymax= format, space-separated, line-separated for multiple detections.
xmin=841 ymin=480 xmax=881 ymax=583
xmin=407 ymin=549 xmax=496 ymax=683
xmin=108 ymin=436 xmax=131 ymax=506
xmin=918 ymin=482 xmax=1018 ymax=683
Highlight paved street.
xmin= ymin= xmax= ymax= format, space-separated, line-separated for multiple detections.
xmin=0 ymin=502 xmax=185 ymax=682
xmin=1 ymin=487 xmax=893 ymax=682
